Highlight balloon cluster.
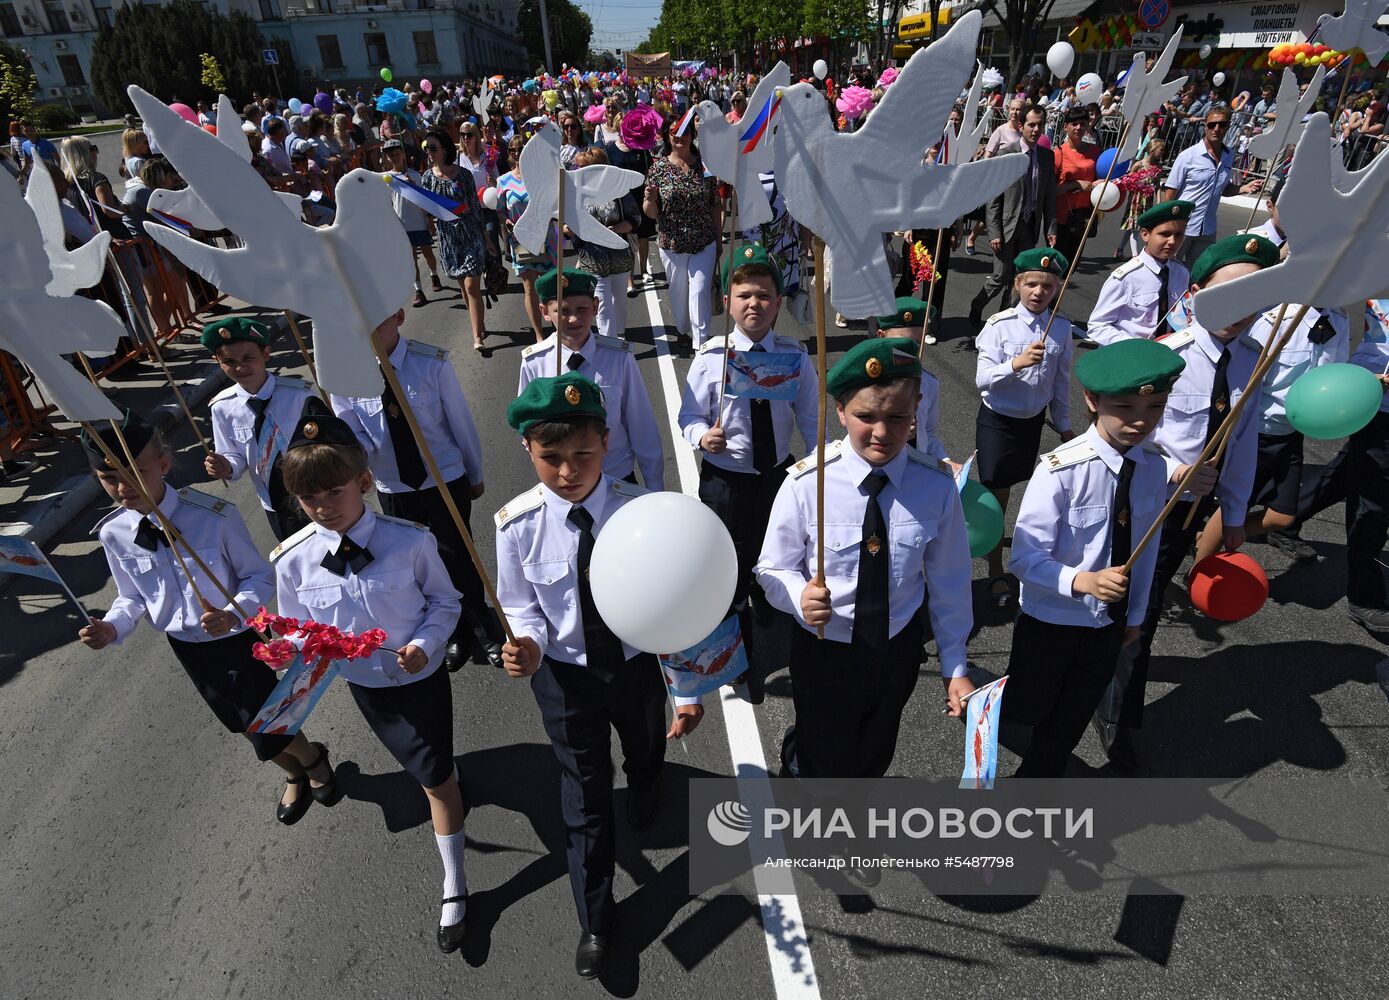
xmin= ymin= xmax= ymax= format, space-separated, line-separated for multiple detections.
xmin=1267 ymin=42 xmax=1342 ymax=68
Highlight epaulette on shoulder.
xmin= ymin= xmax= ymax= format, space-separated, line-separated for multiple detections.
xmin=1238 ymin=332 xmax=1263 ymax=353
xmin=985 ymin=308 xmax=1017 ymax=325
xmin=522 ymin=339 xmax=555 ymax=360
xmin=276 ymin=374 xmax=311 ymax=392
xmin=377 ymin=512 xmax=429 ymax=531
xmin=772 ymin=333 xmax=808 ymax=352
xmin=905 ymin=446 xmax=952 ymax=476
xmin=270 ymin=522 xmax=316 ymax=561
xmin=406 ymin=339 xmax=449 ymax=362
xmin=612 ymin=478 xmax=647 ymax=498
xmin=1041 ymin=436 xmax=1099 ymax=473
xmin=1111 ymin=256 xmax=1143 ymax=280
xmin=698 ymin=336 xmax=729 ymax=355
xmin=920 ymin=367 xmax=940 ymax=386
xmin=1141 ymin=439 xmax=1168 ymax=458
xmin=177 ymin=486 xmax=231 ymax=516
xmin=594 ymin=334 xmax=635 ymax=354
xmin=789 ymin=439 xmax=843 ymax=478
xmin=210 ymin=385 xmax=240 ymax=406
xmin=495 ymin=485 xmax=545 ymax=528
xmin=93 ymin=507 xmax=125 ymax=535
xmin=1155 ymin=329 xmax=1196 ymax=351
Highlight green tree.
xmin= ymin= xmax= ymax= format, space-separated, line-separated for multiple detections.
xmin=993 ymin=0 xmax=1060 ymax=90
xmin=90 ymin=0 xmax=296 ymax=114
xmin=0 ymin=41 xmax=38 ymax=130
xmin=517 ymin=0 xmax=593 ymax=73
xmin=200 ymin=53 xmax=226 ymax=95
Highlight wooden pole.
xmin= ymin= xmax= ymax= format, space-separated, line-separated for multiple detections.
xmin=372 ymin=339 xmax=516 ymax=644
xmin=715 ymin=189 xmax=739 ymax=424
xmin=283 ymin=311 xmax=326 ymax=402
xmin=812 ymin=236 xmax=828 ymax=642
xmin=919 ymin=227 xmax=946 ymax=360
xmin=555 ymin=160 xmax=566 ymax=378
xmin=1241 ymin=152 xmax=1284 ymax=233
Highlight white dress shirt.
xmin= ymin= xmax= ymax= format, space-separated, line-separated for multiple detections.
xmin=678 ymin=327 xmax=823 ymax=474
xmin=1248 ymin=305 xmax=1349 ymax=435
xmin=754 ymin=440 xmax=973 ymax=678
xmin=1010 ymin=425 xmax=1167 ymax=628
xmin=1252 ymin=219 xmax=1284 ymax=247
xmin=209 ymin=372 xmax=319 ymax=511
xmin=915 ymin=370 xmax=949 ymax=461
xmin=273 ymin=509 xmax=461 ymax=687
xmin=1152 ymin=323 xmax=1261 ymax=523
xmin=1087 ymin=251 xmax=1192 ymax=346
xmin=98 ymin=484 xmax=272 ymax=644
xmin=975 ymin=305 xmax=1074 ymax=431
xmin=518 ymin=332 xmax=665 ymax=488
xmin=493 ymin=475 xmax=699 ymax=705
xmin=1350 ymin=331 xmax=1389 ymax=414
xmin=332 ymin=337 xmax=484 ymax=494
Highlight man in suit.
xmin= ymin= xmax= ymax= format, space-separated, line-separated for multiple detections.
xmin=969 ymin=105 xmax=1058 ymax=327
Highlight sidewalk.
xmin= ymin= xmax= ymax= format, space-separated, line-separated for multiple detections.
xmin=1 ymin=304 xmax=297 ymax=550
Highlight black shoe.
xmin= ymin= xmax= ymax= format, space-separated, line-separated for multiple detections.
xmin=731 ymin=670 xmax=765 ymax=705
xmin=444 ymin=640 xmax=467 ymax=673
xmin=627 ymin=779 xmax=659 ymax=830
xmin=1267 ymin=530 xmax=1317 ymax=563
xmin=437 ymin=893 xmax=468 ymax=953
xmin=430 ymin=274 xmax=444 ymax=292
xmin=412 ymin=288 xmax=428 ymax=308
xmin=305 ymin=742 xmax=343 ymax=806
xmin=575 ymin=930 xmax=608 ymax=979
xmin=1105 ymin=725 xmax=1138 ymax=772
xmin=1348 ymin=603 xmax=1389 ymax=638
xmin=276 ymin=774 xmax=313 ymax=825
xmin=482 ymin=640 xmax=503 ymax=669
xmin=779 ymin=725 xmax=800 ymax=779
xmin=0 ymin=458 xmax=31 ymax=479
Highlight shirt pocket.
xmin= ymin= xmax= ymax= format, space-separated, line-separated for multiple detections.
xmin=362 ymin=567 xmax=415 ymax=595
xmin=1267 ymin=349 xmax=1310 ymax=392
xmin=818 ymin=523 xmax=862 ymax=581
xmin=1132 ymin=290 xmax=1161 ymax=317
xmin=297 ymin=582 xmax=344 ymax=610
xmin=1163 ymin=391 xmax=1208 ymax=434
xmin=230 ymin=425 xmax=255 ymax=446
xmin=521 ymin=558 xmax=574 ymax=617
xmin=117 ymin=554 xmax=156 ymax=579
xmin=1063 ymin=504 xmax=1109 ymax=551
xmin=890 ymin=517 xmax=937 ymax=584
xmin=193 ymin=546 xmax=228 ymax=586
xmin=405 ymin=383 xmax=444 ymax=427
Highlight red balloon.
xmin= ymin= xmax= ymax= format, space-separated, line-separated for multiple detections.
xmin=1188 ymin=552 xmax=1269 ymax=622
xmin=201 ymin=124 xmax=217 ymax=136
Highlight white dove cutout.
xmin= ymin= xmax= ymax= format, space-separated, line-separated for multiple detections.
xmin=772 ymin=9 xmax=1026 ymax=318
xmin=512 ymin=121 xmax=644 ymax=256
xmin=692 ymin=61 xmax=791 ymax=227
xmin=1248 ymin=65 xmax=1327 ymax=161
xmin=1318 ymin=0 xmax=1389 ymax=68
xmin=148 ymin=94 xmax=302 ymax=231
xmin=473 ymin=81 xmax=492 ymax=126
xmin=1115 ymin=27 xmax=1187 ymax=162
xmin=23 ymin=158 xmax=110 ymax=296
xmin=946 ymin=62 xmax=989 ymax=166
xmin=128 ymin=85 xmax=412 ymax=398
xmin=1 ymin=174 xmax=125 ymax=420
xmin=1194 ymin=113 xmax=1389 ymax=332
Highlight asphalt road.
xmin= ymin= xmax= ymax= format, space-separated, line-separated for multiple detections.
xmin=5 ymin=204 xmax=1389 ymax=1000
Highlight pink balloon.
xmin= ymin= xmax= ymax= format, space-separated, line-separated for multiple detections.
xmin=169 ymin=102 xmax=198 ymax=125
xmin=1036 ymin=134 xmax=1052 ymax=149
xmin=420 ymin=78 xmax=433 ymax=94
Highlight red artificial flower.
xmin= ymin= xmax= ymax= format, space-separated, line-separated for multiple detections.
xmin=252 ymin=638 xmax=297 ymax=670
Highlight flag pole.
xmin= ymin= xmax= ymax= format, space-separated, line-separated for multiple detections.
xmin=715 ymin=189 xmax=739 ymax=424
xmin=555 ymin=160 xmax=566 ymax=378
xmin=812 ymin=236 xmax=828 ymax=641
xmin=919 ymin=228 xmax=946 ymax=360
xmin=283 ymin=311 xmax=326 ymax=402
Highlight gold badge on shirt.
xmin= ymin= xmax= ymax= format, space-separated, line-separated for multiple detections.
xmin=866 ymin=534 xmax=882 ymax=556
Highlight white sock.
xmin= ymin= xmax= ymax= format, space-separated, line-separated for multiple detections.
xmin=414 ymin=279 xmax=422 ymax=291
xmin=436 ymin=829 xmax=468 ymax=926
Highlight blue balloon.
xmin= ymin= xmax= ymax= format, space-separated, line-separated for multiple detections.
xmin=287 ymin=97 xmax=302 ymax=114
xmin=1095 ymin=148 xmax=1130 ymax=180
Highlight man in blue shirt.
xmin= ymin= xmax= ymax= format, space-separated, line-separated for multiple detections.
xmin=1162 ymin=107 xmax=1262 ymax=266
xmin=20 ymin=123 xmax=58 ymax=168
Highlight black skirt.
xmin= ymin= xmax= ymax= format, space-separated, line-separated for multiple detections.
xmin=349 ymin=667 xmax=455 ymax=788
xmin=975 ymin=402 xmax=1047 ymax=490
xmin=1252 ymin=430 xmax=1305 ymax=516
xmin=166 ymin=630 xmax=293 ymax=762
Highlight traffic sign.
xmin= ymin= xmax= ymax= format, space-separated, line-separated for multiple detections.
xmin=263 ymin=48 xmax=280 ymax=66
xmin=1137 ymin=0 xmax=1170 ymax=31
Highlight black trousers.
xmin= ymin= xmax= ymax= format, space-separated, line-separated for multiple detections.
xmin=167 ymin=630 xmax=292 ymax=762
xmin=698 ymin=457 xmax=792 ymax=609
xmin=530 ymin=652 xmax=666 ymax=934
xmin=378 ymin=477 xmax=500 ymax=648
xmin=895 ymin=229 xmax=951 ymax=327
xmin=1002 ymin=613 xmax=1125 ymax=778
xmin=1100 ymin=495 xmax=1215 ymax=729
xmin=785 ymin=613 xmax=924 ymax=779
xmin=1052 ymin=217 xmax=1089 ymax=270
xmin=970 ymin=217 xmax=1039 ymax=318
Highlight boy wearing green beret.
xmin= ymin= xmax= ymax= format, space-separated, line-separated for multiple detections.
xmin=495 ymin=373 xmax=703 ymax=979
xmin=202 ymin=316 xmax=328 ymax=541
xmin=520 ymin=267 xmax=665 ymax=488
xmin=877 ymin=296 xmax=951 ymax=465
xmin=1088 ymin=200 xmax=1194 ymax=345
xmin=1095 ymin=233 xmax=1278 ymax=770
xmin=1004 ymin=340 xmax=1184 ymax=777
xmin=756 ymin=339 xmax=975 ymax=780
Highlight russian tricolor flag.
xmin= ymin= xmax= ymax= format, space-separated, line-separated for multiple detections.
xmin=738 ymin=94 xmax=782 ymax=154
xmin=149 ymin=208 xmax=194 ymax=235
xmin=385 ymin=172 xmax=469 ymax=222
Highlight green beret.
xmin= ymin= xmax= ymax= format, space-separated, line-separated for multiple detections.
xmin=875 ymin=296 xmax=935 ymax=331
xmin=1014 ymin=247 xmax=1068 ymax=277
xmin=826 ymin=337 xmax=921 ymax=400
xmin=1136 ymin=199 xmax=1193 ymax=230
xmin=721 ymin=242 xmax=784 ymax=294
xmin=1191 ymin=234 xmax=1281 ymax=286
xmin=535 ymin=267 xmax=598 ymax=303
xmin=200 ymin=316 xmax=270 ymax=353
xmin=507 ymin=372 xmax=607 ymax=434
xmin=1075 ymin=338 xmax=1186 ymax=397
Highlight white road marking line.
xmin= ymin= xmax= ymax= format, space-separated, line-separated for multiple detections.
xmin=641 ymin=283 xmax=822 ymax=999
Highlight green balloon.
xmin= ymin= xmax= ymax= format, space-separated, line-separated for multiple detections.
xmin=1286 ymin=363 xmax=1383 ymax=440
xmin=380 ymin=67 xmax=393 ymax=83
xmin=960 ymin=480 xmax=1005 ymax=558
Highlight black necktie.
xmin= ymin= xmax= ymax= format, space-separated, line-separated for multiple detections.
xmin=379 ymin=367 xmax=428 ymax=490
xmin=567 ymin=506 xmax=625 ymax=677
xmin=1107 ymin=458 xmax=1136 ymax=624
xmin=1205 ymin=347 xmax=1231 ymax=448
xmin=748 ymin=343 xmax=777 ymax=473
xmin=320 ymin=536 xmax=373 ymax=576
xmin=567 ymin=351 xmax=585 ymax=371
xmin=1153 ymin=264 xmax=1170 ymax=339
xmin=853 ymin=473 xmax=891 ymax=657
xmin=1021 ymin=146 xmax=1035 ymax=223
xmin=1308 ymin=316 xmax=1337 ymax=345
xmin=134 ymin=517 xmax=164 ymax=552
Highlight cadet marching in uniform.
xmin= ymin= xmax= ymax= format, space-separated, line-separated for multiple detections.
xmin=876 ymin=296 xmax=951 ymax=463
xmin=1086 ymin=201 xmax=1194 ymax=346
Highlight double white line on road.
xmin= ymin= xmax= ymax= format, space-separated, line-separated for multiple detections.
xmin=640 ymin=283 xmax=822 ymax=1000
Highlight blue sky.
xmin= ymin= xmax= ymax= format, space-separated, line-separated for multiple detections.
xmin=573 ymin=0 xmax=662 ymax=53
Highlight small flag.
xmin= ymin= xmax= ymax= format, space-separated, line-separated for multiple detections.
xmin=149 ymin=208 xmax=194 ymax=235
xmin=955 ymin=450 xmax=977 ymax=493
xmin=658 ymin=614 xmax=749 ymax=699
xmin=960 ymin=676 xmax=1009 ymax=790
xmin=724 ymin=349 xmax=802 ymax=400
xmin=1162 ymin=289 xmax=1196 ymax=335
xmin=254 ymin=410 xmax=289 ymax=480
xmin=0 ymin=534 xmax=62 ymax=584
xmin=385 ymin=172 xmax=468 ymax=222
xmin=249 ymin=654 xmax=342 ymax=737
xmin=674 ymin=107 xmax=696 ymax=137
xmin=1365 ymin=299 xmax=1389 ymax=344
xmin=738 ymin=94 xmax=782 ymax=154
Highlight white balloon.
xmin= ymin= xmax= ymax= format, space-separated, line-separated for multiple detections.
xmin=1199 ymin=44 xmax=1213 ymax=59
xmin=1038 ymin=94 xmax=1050 ymax=107
xmin=1212 ymin=71 xmax=1226 ymax=87
xmin=1090 ymin=180 xmax=1122 ymax=212
xmin=1047 ymin=41 xmax=1075 ymax=79
xmin=589 ymin=492 xmax=738 ymax=654
xmin=1076 ymin=72 xmax=1104 ymax=104
xmin=1029 ymin=63 xmax=1044 ymax=76
xmin=813 ymin=59 xmax=829 ymax=81
xmin=481 ymin=186 xmax=498 ymax=211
